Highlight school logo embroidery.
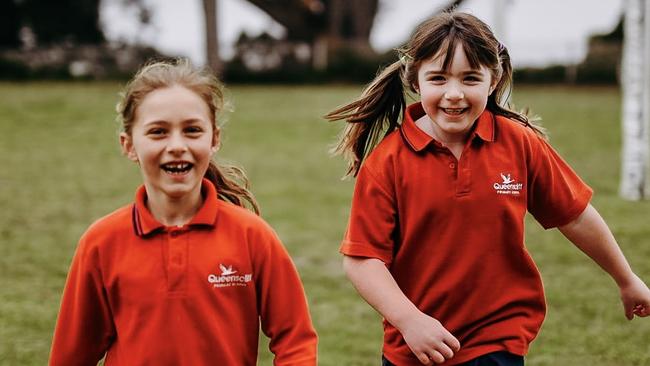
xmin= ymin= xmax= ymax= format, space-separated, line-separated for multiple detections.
xmin=493 ymin=173 xmax=523 ymax=195
xmin=208 ymin=264 xmax=252 ymax=288
xmin=219 ymin=264 xmax=237 ymax=276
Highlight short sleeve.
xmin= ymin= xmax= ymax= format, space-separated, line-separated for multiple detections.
xmin=340 ymin=163 xmax=398 ymax=264
xmin=527 ymin=135 xmax=593 ymax=229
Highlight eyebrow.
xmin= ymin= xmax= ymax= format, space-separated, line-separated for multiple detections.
xmin=423 ymin=70 xmax=483 ymax=76
xmin=142 ymin=118 xmax=207 ymax=126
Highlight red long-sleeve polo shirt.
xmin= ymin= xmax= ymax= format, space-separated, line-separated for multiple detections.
xmin=50 ymin=179 xmax=317 ymax=365
xmin=341 ymin=103 xmax=592 ymax=365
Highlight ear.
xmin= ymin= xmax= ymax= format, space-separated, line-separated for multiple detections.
xmin=119 ymin=132 xmax=139 ymax=162
xmin=489 ymin=73 xmax=501 ymax=95
xmin=489 ymin=80 xmax=498 ymax=95
xmin=211 ymin=126 xmax=221 ymax=153
xmin=412 ymin=81 xmax=420 ymax=94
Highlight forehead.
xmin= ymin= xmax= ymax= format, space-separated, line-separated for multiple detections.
xmin=136 ymin=85 xmax=211 ymax=124
xmin=418 ymin=43 xmax=486 ymax=74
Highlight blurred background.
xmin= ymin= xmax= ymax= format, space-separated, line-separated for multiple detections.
xmin=0 ymin=0 xmax=626 ymax=84
xmin=2 ymin=1 xmax=650 ymax=366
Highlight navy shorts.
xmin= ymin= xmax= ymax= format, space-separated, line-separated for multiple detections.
xmin=382 ymin=351 xmax=524 ymax=366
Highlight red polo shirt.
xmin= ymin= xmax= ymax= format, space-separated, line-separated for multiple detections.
xmin=50 ymin=179 xmax=317 ymax=366
xmin=341 ymin=103 xmax=592 ymax=365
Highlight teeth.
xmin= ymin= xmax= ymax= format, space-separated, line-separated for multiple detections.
xmin=443 ymin=108 xmax=465 ymax=115
xmin=162 ymin=162 xmax=192 ymax=173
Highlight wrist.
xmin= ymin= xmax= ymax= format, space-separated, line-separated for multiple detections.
xmin=615 ymin=272 xmax=638 ymax=289
xmin=389 ymin=305 xmax=422 ymax=332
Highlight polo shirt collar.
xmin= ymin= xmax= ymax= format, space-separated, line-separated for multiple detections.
xmin=400 ymin=102 xmax=495 ymax=152
xmin=132 ymin=178 xmax=219 ymax=236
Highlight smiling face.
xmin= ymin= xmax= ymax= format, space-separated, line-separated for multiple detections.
xmin=120 ymin=85 xmax=217 ymax=201
xmin=416 ymin=43 xmax=496 ymax=143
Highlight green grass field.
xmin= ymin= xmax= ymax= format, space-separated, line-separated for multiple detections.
xmin=0 ymin=82 xmax=649 ymax=366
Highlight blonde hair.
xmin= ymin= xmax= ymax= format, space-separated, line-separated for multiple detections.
xmin=325 ymin=11 xmax=544 ymax=176
xmin=116 ymin=58 xmax=259 ymax=214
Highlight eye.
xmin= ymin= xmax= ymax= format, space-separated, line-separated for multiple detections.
xmin=147 ymin=128 xmax=166 ymax=136
xmin=428 ymin=75 xmax=446 ymax=83
xmin=464 ymin=75 xmax=482 ymax=83
xmin=185 ymin=126 xmax=204 ymax=135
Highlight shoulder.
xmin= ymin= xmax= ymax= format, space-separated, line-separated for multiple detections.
xmin=363 ymin=129 xmax=405 ymax=173
xmin=215 ymin=200 xmax=279 ymax=241
xmin=493 ymin=114 xmax=547 ymax=153
xmin=77 ymin=204 xmax=134 ymax=253
xmin=215 ymin=201 xmax=291 ymax=265
xmin=494 ymin=114 xmax=539 ymax=139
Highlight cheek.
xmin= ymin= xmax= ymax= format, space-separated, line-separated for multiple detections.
xmin=195 ymin=139 xmax=217 ymax=160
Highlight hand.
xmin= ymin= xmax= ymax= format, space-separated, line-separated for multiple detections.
xmin=619 ymin=273 xmax=650 ymax=320
xmin=397 ymin=310 xmax=460 ymax=365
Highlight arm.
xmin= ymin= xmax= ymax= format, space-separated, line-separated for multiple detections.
xmin=49 ymin=238 xmax=115 ymax=365
xmin=343 ymin=256 xmax=460 ymax=365
xmin=256 ymin=230 xmax=318 ymax=366
xmin=558 ymin=204 xmax=650 ymax=319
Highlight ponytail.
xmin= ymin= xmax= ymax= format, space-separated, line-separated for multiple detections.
xmin=205 ymin=161 xmax=260 ymax=215
xmin=325 ymin=61 xmax=407 ymax=176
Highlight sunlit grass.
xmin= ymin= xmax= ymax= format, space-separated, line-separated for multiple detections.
xmin=0 ymin=83 xmax=648 ymax=365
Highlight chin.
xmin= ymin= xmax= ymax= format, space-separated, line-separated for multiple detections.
xmin=160 ymin=180 xmax=201 ymax=198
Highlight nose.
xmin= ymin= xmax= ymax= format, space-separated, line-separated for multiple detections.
xmin=444 ymin=82 xmax=464 ymax=101
xmin=166 ymin=131 xmax=188 ymax=154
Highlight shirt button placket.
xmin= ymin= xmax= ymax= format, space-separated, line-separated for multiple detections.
xmin=456 ymin=154 xmax=471 ymax=195
xmin=167 ymin=229 xmax=187 ymax=293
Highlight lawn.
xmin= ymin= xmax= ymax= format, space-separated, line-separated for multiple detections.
xmin=0 ymin=82 xmax=648 ymax=366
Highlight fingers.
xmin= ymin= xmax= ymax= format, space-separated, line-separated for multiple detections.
xmin=633 ymin=304 xmax=648 ymax=317
xmin=416 ymin=342 xmax=457 ymax=365
xmin=426 ymin=350 xmax=445 ymax=364
xmin=625 ymin=303 xmax=650 ymax=320
xmin=415 ymin=352 xmax=432 ymax=365
xmin=432 ymin=343 xmax=455 ymax=362
xmin=446 ymin=335 xmax=461 ymax=352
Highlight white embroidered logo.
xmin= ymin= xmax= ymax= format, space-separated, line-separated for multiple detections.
xmin=493 ymin=173 xmax=523 ymax=195
xmin=208 ymin=264 xmax=252 ymax=288
xmin=219 ymin=264 xmax=237 ymax=276
xmin=500 ymin=173 xmax=514 ymax=184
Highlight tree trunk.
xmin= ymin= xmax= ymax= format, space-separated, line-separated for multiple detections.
xmin=202 ymin=0 xmax=222 ymax=75
xmin=620 ymin=0 xmax=650 ymax=200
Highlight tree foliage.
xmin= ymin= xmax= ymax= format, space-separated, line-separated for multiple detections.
xmin=0 ymin=0 xmax=104 ymax=48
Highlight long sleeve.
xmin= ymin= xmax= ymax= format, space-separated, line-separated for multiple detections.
xmin=49 ymin=236 xmax=115 ymax=366
xmin=253 ymin=228 xmax=318 ymax=366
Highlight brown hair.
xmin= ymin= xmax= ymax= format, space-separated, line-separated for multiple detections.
xmin=117 ymin=58 xmax=260 ymax=214
xmin=325 ymin=11 xmax=544 ymax=176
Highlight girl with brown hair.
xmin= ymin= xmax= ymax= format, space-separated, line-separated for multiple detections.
xmin=327 ymin=11 xmax=649 ymax=366
xmin=49 ymin=59 xmax=317 ymax=365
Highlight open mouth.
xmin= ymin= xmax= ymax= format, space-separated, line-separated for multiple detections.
xmin=161 ymin=162 xmax=193 ymax=175
xmin=441 ymin=107 xmax=468 ymax=115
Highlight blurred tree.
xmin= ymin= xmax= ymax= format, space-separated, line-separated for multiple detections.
xmin=203 ymin=0 xmax=222 ymax=75
xmin=243 ymin=0 xmax=376 ymax=70
xmin=199 ymin=0 xmax=467 ymax=76
xmin=0 ymin=0 xmax=21 ymax=48
xmin=21 ymin=0 xmax=104 ymax=44
xmin=620 ymin=0 xmax=649 ymax=199
xmin=240 ymin=0 xmax=466 ymax=70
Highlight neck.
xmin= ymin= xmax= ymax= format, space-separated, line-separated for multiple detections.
xmin=415 ymin=115 xmax=469 ymax=160
xmin=144 ymin=186 xmax=203 ymax=227
xmin=415 ymin=115 xmax=470 ymax=144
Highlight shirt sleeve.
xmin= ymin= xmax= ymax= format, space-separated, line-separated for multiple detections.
xmin=340 ymin=163 xmax=398 ymax=264
xmin=253 ymin=227 xmax=318 ymax=366
xmin=49 ymin=235 xmax=115 ymax=366
xmin=527 ymin=135 xmax=593 ymax=229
